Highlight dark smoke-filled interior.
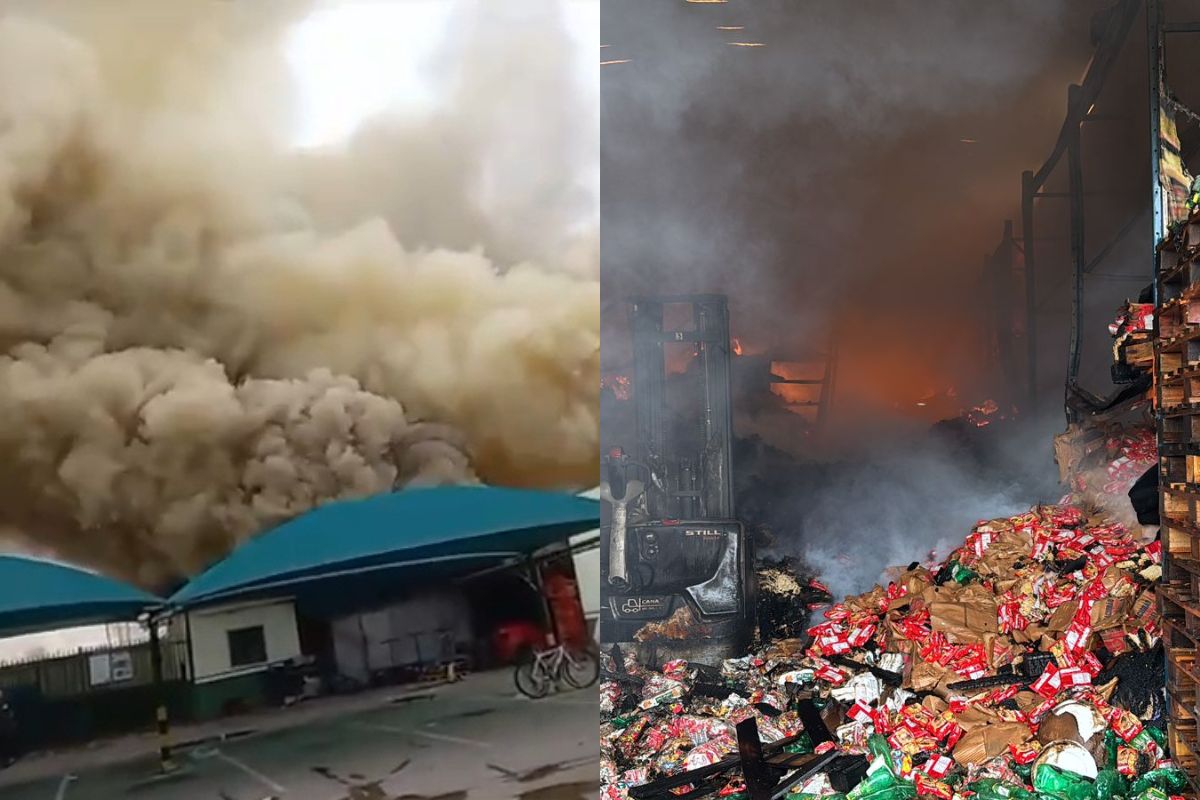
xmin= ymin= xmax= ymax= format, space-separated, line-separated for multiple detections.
xmin=600 ymin=1 xmax=1200 ymax=798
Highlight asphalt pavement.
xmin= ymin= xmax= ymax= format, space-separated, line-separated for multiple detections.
xmin=0 ymin=671 xmax=598 ymax=800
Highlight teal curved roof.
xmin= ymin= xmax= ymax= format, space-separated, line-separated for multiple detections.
xmin=169 ymin=486 xmax=600 ymax=608
xmin=0 ymin=556 xmax=160 ymax=636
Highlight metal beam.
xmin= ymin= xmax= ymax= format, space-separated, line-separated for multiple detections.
xmin=1164 ymin=22 xmax=1200 ymax=33
xmin=1022 ymin=170 xmax=1037 ymax=411
xmin=1033 ymin=191 xmax=1114 ymax=198
xmin=1150 ymin=0 xmax=1164 ymax=307
xmin=1065 ymin=85 xmax=1085 ymax=422
xmin=1083 ymin=209 xmax=1145 ymax=274
xmin=1030 ymin=0 xmax=1142 ymax=191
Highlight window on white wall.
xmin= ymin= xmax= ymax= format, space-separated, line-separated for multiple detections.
xmin=228 ymin=626 xmax=268 ymax=668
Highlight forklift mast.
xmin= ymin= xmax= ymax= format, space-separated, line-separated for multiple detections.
xmin=601 ymin=294 xmax=753 ymax=665
xmin=631 ymin=295 xmax=735 ymax=520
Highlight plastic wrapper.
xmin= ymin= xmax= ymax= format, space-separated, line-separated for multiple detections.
xmin=600 ymin=504 xmax=1175 ymax=800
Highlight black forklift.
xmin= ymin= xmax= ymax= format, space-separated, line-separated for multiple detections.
xmin=600 ymin=295 xmax=755 ymax=666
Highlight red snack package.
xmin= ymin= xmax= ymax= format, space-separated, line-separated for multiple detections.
xmin=847 ymin=699 xmax=873 ymax=723
xmin=914 ymin=773 xmax=953 ymax=800
xmin=1031 ymin=662 xmax=1061 ymax=698
xmin=923 ymin=754 xmax=954 ymax=779
xmin=1009 ymin=741 xmax=1042 ymax=765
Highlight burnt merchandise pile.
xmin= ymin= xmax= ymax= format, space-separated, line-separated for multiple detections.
xmin=756 ymin=559 xmax=834 ymax=644
xmin=600 ymin=505 xmax=1184 ymax=800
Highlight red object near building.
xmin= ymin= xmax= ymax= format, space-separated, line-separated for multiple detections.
xmin=543 ymin=572 xmax=587 ymax=648
xmin=492 ymin=620 xmax=545 ymax=664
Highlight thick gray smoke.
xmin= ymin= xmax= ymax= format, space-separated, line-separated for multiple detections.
xmin=601 ymin=0 xmax=1109 ymax=408
xmin=601 ymin=1 xmax=1122 ymax=599
xmin=740 ymin=412 xmax=1065 ymax=601
xmin=0 ymin=3 xmax=598 ymax=588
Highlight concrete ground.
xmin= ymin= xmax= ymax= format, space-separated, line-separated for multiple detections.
xmin=0 ymin=670 xmax=598 ymax=800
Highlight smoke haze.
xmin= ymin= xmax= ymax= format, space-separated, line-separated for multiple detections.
xmin=0 ymin=2 xmax=598 ymax=588
xmin=600 ymin=1 xmax=1131 ymax=597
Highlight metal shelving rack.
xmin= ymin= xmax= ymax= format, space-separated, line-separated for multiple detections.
xmin=1156 ymin=209 xmax=1200 ymax=787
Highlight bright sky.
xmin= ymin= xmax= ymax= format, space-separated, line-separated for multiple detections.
xmin=285 ymin=0 xmax=598 ymax=149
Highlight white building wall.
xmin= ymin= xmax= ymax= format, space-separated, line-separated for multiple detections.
xmin=186 ymin=600 xmax=302 ymax=683
xmin=574 ymin=487 xmax=600 ymax=621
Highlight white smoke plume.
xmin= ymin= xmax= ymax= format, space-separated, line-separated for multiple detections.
xmin=0 ymin=4 xmax=598 ymax=589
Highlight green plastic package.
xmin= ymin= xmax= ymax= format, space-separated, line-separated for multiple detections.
xmin=964 ymin=778 xmax=1037 ymax=800
xmin=1092 ymin=768 xmax=1128 ymax=800
xmin=867 ymin=734 xmax=896 ymax=774
xmin=1128 ymin=767 xmax=1189 ymax=796
xmin=950 ymin=561 xmax=978 ymax=584
xmin=1103 ymin=730 xmax=1119 ymax=771
xmin=849 ymin=760 xmax=917 ymax=800
xmin=784 ymin=733 xmax=814 ymax=755
xmin=1032 ymin=764 xmax=1095 ymax=800
xmin=1131 ymin=787 xmax=1169 ymax=800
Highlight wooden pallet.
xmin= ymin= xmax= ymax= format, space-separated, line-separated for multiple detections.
xmin=1158 ymin=209 xmax=1200 ymax=794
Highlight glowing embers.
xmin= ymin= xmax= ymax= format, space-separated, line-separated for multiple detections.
xmin=963 ymin=398 xmax=1010 ymax=428
xmin=602 ymin=374 xmax=632 ymax=401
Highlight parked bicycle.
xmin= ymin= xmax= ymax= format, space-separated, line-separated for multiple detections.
xmin=514 ymin=643 xmax=599 ymax=698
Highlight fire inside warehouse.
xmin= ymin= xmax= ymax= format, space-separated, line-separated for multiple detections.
xmin=599 ymin=1 xmax=1200 ymax=799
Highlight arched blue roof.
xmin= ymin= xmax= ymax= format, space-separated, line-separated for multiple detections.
xmin=0 ymin=556 xmax=160 ymax=636
xmin=169 ymin=486 xmax=600 ymax=608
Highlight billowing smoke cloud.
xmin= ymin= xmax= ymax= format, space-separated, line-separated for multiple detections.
xmin=0 ymin=3 xmax=598 ymax=588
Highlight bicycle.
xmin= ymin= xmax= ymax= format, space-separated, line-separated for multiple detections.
xmin=514 ymin=642 xmax=599 ymax=698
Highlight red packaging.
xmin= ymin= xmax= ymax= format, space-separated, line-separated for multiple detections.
xmin=814 ymin=662 xmax=849 ymax=685
xmin=1064 ymin=619 xmax=1093 ymax=653
xmin=1099 ymin=627 xmax=1131 ymax=655
xmin=1117 ymin=746 xmax=1140 ymax=777
xmin=1077 ymin=651 xmax=1103 ymax=677
xmin=1031 ymin=533 xmax=1053 ymax=560
xmin=943 ymin=724 xmax=965 ymax=750
xmin=815 ymin=741 xmax=836 ymax=754
xmin=847 ymin=623 xmax=877 ymax=648
xmin=1057 ymin=666 xmax=1091 ymax=688
xmin=998 ymin=599 xmax=1030 ymax=633
xmin=1009 ymin=741 xmax=1042 ymax=765
xmin=888 ymin=727 xmax=918 ymax=753
xmin=980 ymin=684 xmax=1020 ymax=705
xmin=1109 ymin=707 xmax=1144 ymax=742
xmin=1027 ymin=697 xmax=1059 ymax=725
xmin=968 ymin=531 xmax=995 ymax=557
xmin=847 ymin=699 xmax=873 ymax=723
xmin=642 ymin=725 xmax=671 ymax=753
xmin=1031 ymin=662 xmax=1061 ymax=698
xmin=952 ymin=655 xmax=988 ymax=681
xmin=914 ymin=773 xmax=953 ymax=800
xmin=871 ymin=707 xmax=895 ymax=735
xmin=662 ymin=659 xmax=690 ymax=681
xmin=923 ymin=754 xmax=954 ymax=779
xmin=1147 ymin=540 xmax=1162 ymax=563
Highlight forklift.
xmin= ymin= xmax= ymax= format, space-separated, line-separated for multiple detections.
xmin=599 ymin=295 xmax=755 ymax=666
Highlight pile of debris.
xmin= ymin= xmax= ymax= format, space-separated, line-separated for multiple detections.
xmin=756 ymin=559 xmax=834 ymax=643
xmin=600 ymin=504 xmax=1183 ymax=800
xmin=1054 ymin=425 xmax=1156 ymax=530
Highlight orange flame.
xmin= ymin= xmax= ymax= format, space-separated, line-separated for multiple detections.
xmin=732 ymin=338 xmax=744 ymax=356
xmin=602 ymin=374 xmax=632 ymax=401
